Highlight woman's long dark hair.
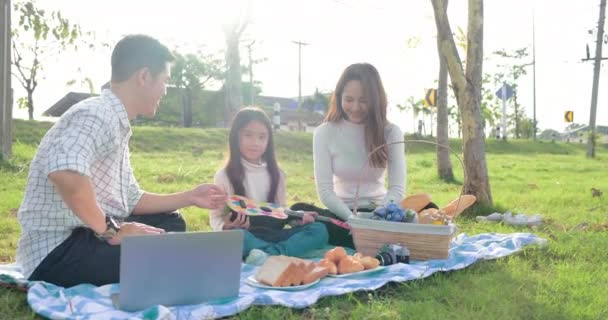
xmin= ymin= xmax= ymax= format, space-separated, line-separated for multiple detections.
xmin=225 ymin=107 xmax=281 ymax=203
xmin=325 ymin=63 xmax=388 ymax=168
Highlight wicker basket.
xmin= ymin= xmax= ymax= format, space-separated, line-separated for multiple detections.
xmin=349 ymin=139 xmax=465 ymax=261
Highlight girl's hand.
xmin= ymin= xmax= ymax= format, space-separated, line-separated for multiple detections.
xmin=190 ymin=184 xmax=227 ymax=209
xmin=223 ymin=212 xmax=250 ymax=230
xmin=301 ymin=211 xmax=318 ymax=225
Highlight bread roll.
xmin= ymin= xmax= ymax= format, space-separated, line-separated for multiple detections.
xmin=317 ymin=258 xmax=338 ymax=274
xmin=325 ymin=246 xmax=347 ymax=263
xmin=337 ymin=256 xmax=364 ymax=274
xmin=360 ymin=256 xmax=380 ymax=270
xmin=352 ymin=252 xmax=364 ymax=262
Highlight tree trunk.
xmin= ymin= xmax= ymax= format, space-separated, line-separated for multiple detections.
xmin=432 ymin=0 xmax=493 ymax=206
xmin=1 ymin=0 xmax=12 ymax=159
xmin=181 ymin=89 xmax=193 ymax=128
xmin=513 ymin=90 xmax=520 ymax=139
xmin=436 ymin=14 xmax=454 ymax=180
xmin=224 ymin=28 xmax=243 ymax=128
xmin=27 ymin=89 xmax=34 ymax=120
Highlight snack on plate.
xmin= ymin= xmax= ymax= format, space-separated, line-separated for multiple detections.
xmin=255 ymin=256 xmax=329 ymax=287
xmin=324 ymin=246 xmax=347 ymax=263
xmin=303 ymin=266 xmax=330 ymax=284
xmin=337 ymin=256 xmax=364 ymax=274
xmin=317 ymin=258 xmax=338 ymax=274
xmin=320 ymin=247 xmax=381 ymax=274
xmin=360 ymin=256 xmax=380 ymax=269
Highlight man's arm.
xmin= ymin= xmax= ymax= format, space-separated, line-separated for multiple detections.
xmin=49 ymin=170 xmax=165 ymax=244
xmin=131 ymin=192 xmax=192 ymax=215
xmin=132 ymin=184 xmax=227 ymax=215
xmin=48 ymin=171 xmax=109 ymax=234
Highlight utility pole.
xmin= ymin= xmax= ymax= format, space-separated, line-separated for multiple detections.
xmin=532 ymin=10 xmax=537 ymax=141
xmin=1 ymin=0 xmax=12 ymax=160
xmin=582 ymin=0 xmax=607 ymax=158
xmin=292 ymin=41 xmax=308 ymax=106
xmin=246 ymin=40 xmax=255 ymax=105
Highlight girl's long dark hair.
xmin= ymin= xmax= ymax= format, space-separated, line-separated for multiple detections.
xmin=226 ymin=107 xmax=281 ymax=203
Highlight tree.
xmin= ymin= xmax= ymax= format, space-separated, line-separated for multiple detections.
xmin=300 ymin=88 xmax=329 ymax=113
xmin=431 ymin=0 xmax=493 ymax=206
xmin=170 ymin=51 xmax=223 ymax=127
xmin=435 ymin=1 xmax=454 ymax=181
xmin=222 ymin=1 xmax=250 ymax=128
xmin=493 ymin=48 xmax=531 ymax=139
xmin=1 ymin=0 xmax=12 ymax=159
xmin=11 ymin=0 xmax=90 ymax=120
xmin=518 ymin=114 xmax=536 ymax=139
xmin=539 ymin=128 xmax=561 ymax=141
xmin=396 ymin=96 xmax=424 ymax=135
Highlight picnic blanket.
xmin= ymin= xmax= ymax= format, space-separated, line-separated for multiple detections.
xmin=0 ymin=232 xmax=546 ymax=320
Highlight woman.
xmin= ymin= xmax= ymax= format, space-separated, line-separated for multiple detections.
xmin=292 ymin=63 xmax=406 ymax=248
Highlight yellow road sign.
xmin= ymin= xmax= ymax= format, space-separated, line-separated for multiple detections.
xmin=564 ymin=111 xmax=573 ymax=123
xmin=424 ymin=88 xmax=437 ymax=107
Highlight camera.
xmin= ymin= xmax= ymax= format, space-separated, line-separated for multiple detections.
xmin=375 ymin=244 xmax=410 ymax=265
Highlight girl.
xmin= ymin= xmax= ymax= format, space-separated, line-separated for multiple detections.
xmin=210 ymin=107 xmax=328 ymax=264
xmin=292 ymin=63 xmax=406 ymax=248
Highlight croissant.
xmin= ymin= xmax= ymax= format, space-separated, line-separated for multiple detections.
xmin=317 ymin=258 xmax=338 ymax=274
xmin=352 ymin=252 xmax=364 ymax=262
xmin=325 ymin=246 xmax=347 ymax=263
xmin=360 ymin=256 xmax=380 ymax=270
xmin=337 ymin=256 xmax=364 ymax=274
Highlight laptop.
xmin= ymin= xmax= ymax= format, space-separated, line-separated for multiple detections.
xmin=112 ymin=230 xmax=244 ymax=311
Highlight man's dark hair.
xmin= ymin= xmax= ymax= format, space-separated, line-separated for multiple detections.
xmin=111 ymin=34 xmax=174 ymax=82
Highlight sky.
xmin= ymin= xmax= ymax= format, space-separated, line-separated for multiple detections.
xmin=8 ymin=0 xmax=608 ymax=134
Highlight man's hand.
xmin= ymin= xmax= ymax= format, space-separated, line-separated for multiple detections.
xmin=223 ymin=212 xmax=250 ymax=230
xmin=190 ymin=184 xmax=227 ymax=209
xmin=107 ymin=222 xmax=165 ymax=246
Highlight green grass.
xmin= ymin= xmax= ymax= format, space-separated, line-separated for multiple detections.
xmin=1 ymin=119 xmax=607 ymax=319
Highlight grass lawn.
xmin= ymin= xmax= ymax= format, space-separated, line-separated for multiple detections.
xmin=1 ymin=119 xmax=607 ymax=319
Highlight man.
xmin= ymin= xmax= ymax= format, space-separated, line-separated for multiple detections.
xmin=16 ymin=34 xmax=226 ymax=287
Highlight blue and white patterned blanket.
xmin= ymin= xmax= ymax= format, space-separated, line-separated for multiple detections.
xmin=0 ymin=233 xmax=546 ymax=320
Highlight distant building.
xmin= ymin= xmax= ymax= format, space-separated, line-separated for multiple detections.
xmin=42 ymin=84 xmax=326 ymax=133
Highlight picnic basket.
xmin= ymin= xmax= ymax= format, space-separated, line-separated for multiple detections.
xmin=349 ymin=139 xmax=466 ymax=260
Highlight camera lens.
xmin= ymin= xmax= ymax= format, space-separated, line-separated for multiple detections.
xmin=375 ymin=252 xmax=394 ymax=266
xmin=396 ymin=254 xmax=410 ymax=264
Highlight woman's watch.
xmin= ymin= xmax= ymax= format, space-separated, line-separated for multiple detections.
xmin=95 ymin=216 xmax=121 ymax=241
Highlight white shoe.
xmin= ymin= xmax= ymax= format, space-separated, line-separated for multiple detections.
xmin=503 ymin=212 xmax=542 ymax=226
xmin=476 ymin=212 xmax=503 ymax=222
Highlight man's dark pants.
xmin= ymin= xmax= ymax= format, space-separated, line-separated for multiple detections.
xmin=28 ymin=212 xmax=186 ymax=287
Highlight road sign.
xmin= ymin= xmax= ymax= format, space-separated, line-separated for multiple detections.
xmin=424 ymin=88 xmax=437 ymax=107
xmin=564 ymin=111 xmax=573 ymax=123
xmin=495 ymin=83 xmax=514 ymax=100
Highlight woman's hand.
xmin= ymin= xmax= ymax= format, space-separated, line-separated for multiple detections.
xmin=223 ymin=211 xmax=250 ymax=230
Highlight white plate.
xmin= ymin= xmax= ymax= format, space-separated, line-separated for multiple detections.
xmin=326 ymin=266 xmax=387 ymax=278
xmin=245 ymin=275 xmax=320 ymax=291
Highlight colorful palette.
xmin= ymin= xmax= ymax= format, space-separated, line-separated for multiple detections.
xmin=226 ymin=195 xmax=289 ymax=219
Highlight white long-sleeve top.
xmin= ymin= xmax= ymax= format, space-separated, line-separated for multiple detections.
xmin=313 ymin=120 xmax=406 ymax=220
xmin=209 ymin=158 xmax=286 ymax=231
